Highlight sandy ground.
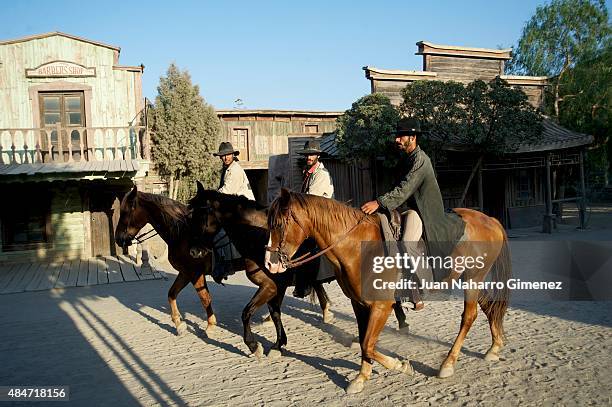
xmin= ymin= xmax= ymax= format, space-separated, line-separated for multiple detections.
xmin=0 ymin=207 xmax=611 ymax=406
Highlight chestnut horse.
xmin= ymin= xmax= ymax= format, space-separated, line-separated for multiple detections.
xmin=187 ymin=182 xmax=410 ymax=358
xmin=115 ymin=186 xmax=217 ymax=336
xmin=265 ymin=189 xmax=511 ymax=394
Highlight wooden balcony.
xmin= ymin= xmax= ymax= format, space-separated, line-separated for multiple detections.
xmin=0 ymin=124 xmax=151 ymax=165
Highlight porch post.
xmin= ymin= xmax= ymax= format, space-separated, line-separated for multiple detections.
xmin=543 ymin=153 xmax=553 ymax=233
xmin=579 ymin=148 xmax=587 ymax=229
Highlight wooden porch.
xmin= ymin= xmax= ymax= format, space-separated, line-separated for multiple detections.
xmin=0 ymin=256 xmax=165 ymax=295
xmin=0 ymin=124 xmax=150 ymax=165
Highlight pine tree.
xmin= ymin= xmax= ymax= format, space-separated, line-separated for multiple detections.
xmin=151 ymin=64 xmax=221 ymax=201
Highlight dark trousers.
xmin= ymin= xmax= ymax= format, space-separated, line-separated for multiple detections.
xmin=292 ymin=238 xmax=320 ymax=297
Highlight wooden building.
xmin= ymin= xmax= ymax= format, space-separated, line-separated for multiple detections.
xmin=362 ymin=41 xmax=593 ymax=230
xmin=0 ymin=32 xmax=152 ymax=263
xmin=217 ymin=110 xmax=341 ymax=203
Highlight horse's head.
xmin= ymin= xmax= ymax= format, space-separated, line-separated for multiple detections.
xmin=265 ymin=188 xmax=309 ymax=273
xmin=187 ymin=181 xmax=221 ymax=258
xmin=115 ymin=185 xmax=148 ymax=248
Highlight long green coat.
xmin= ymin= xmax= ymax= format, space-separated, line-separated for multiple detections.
xmin=377 ymin=146 xmax=465 ymax=257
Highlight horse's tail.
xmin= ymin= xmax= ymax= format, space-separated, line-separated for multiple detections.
xmin=478 ymin=231 xmax=512 ymax=339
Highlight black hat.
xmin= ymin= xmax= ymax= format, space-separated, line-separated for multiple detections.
xmin=296 ymin=140 xmax=326 ymax=156
xmin=394 ymin=117 xmax=424 ymax=137
xmin=213 ymin=142 xmax=239 ymax=156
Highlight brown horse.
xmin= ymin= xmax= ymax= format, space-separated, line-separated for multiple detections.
xmin=265 ymin=189 xmax=511 ymax=394
xmin=187 ymin=182 xmax=410 ymax=358
xmin=114 ymin=186 xmax=217 ymax=336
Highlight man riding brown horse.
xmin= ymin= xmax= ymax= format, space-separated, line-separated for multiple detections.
xmin=360 ymin=117 xmax=466 ymax=311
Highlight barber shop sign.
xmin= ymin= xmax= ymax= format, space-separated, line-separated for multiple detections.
xmin=25 ymin=60 xmax=96 ymax=78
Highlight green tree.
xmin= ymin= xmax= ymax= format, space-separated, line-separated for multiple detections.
xmin=508 ymin=0 xmax=610 ymax=117
xmin=401 ymin=78 xmax=542 ymax=204
xmin=151 ymin=64 xmax=221 ymax=201
xmin=335 ymin=93 xmax=400 ymax=165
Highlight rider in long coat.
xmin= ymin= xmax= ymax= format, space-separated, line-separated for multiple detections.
xmin=361 ymin=118 xmax=466 ymax=308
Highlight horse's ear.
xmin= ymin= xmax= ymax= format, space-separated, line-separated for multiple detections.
xmin=127 ymin=185 xmax=137 ymax=201
xmin=279 ymin=188 xmax=291 ymax=209
xmin=196 ymin=180 xmax=205 ymax=195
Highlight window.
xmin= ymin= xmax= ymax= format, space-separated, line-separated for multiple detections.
xmin=39 ymin=92 xmax=86 ymax=160
xmin=231 ymin=128 xmax=249 ymax=160
xmin=305 ymin=124 xmax=319 ymax=134
xmin=1 ymin=187 xmax=51 ymax=251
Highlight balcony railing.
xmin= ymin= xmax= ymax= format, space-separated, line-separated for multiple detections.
xmin=0 ymin=124 xmax=151 ymax=165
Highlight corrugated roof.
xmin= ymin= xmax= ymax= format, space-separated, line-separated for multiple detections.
xmin=0 ymin=159 xmax=139 ymax=182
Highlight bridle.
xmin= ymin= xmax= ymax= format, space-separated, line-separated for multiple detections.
xmin=123 ymin=201 xmax=159 ymax=247
xmin=190 ymin=203 xmax=232 ymax=251
xmin=266 ymin=206 xmax=367 ymax=269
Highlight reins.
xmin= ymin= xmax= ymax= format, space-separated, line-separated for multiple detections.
xmin=266 ymin=208 xmax=367 ymax=269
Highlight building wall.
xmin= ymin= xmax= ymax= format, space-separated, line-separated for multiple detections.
xmin=0 ymin=35 xmax=142 ymax=129
xmin=0 ymin=183 xmax=85 ymax=263
xmin=218 ymin=115 xmax=338 ymax=167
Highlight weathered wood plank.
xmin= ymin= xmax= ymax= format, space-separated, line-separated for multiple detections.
xmin=25 ymin=262 xmax=50 ymax=291
xmin=54 ymin=261 xmax=73 ymax=288
xmin=65 ymin=259 xmax=80 ymax=287
xmin=1 ymin=263 xmax=33 ymax=293
xmin=97 ymin=257 xmax=109 ymax=284
xmin=87 ymin=258 xmax=98 ymax=285
xmin=34 ymin=262 xmax=63 ymax=291
xmin=76 ymin=259 xmax=89 ymax=286
xmin=117 ymin=255 xmax=139 ymax=282
xmin=104 ymin=256 xmax=124 ymax=283
xmin=0 ymin=263 xmax=21 ymax=291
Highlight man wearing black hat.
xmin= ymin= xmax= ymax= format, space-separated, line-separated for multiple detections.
xmin=210 ymin=142 xmax=254 ymax=283
xmin=292 ymin=139 xmax=336 ymax=298
xmin=361 ymin=118 xmax=466 ymax=310
xmin=214 ymin=142 xmax=255 ymax=201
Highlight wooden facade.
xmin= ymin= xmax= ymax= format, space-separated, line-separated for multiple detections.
xmin=218 ymin=110 xmax=341 ymax=203
xmin=360 ymin=41 xmax=591 ymax=230
xmin=0 ymin=32 xmax=151 ymax=263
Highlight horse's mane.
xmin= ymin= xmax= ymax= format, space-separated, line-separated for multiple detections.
xmin=269 ymin=192 xmax=379 ymax=237
xmin=136 ymin=192 xmax=190 ymax=241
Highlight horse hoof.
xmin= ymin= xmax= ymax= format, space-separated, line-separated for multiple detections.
xmin=398 ymin=323 xmax=410 ymax=333
xmin=484 ymin=351 xmax=500 ymax=361
xmin=267 ymin=349 xmax=282 ymax=359
xmin=251 ymin=343 xmax=264 ymax=359
xmin=323 ymin=311 xmax=335 ymax=324
xmin=399 ymin=360 xmax=414 ymax=375
xmin=176 ymin=321 xmax=187 ymax=336
xmin=438 ymin=366 xmax=455 ymax=378
xmin=346 ymin=378 xmax=365 ymax=394
xmin=205 ymin=325 xmax=216 ymax=339
xmin=350 ymin=337 xmax=361 ymax=350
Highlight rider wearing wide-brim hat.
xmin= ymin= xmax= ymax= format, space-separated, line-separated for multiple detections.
xmin=214 ymin=142 xmax=255 ymax=201
xmin=296 ymin=140 xmax=334 ymax=199
xmin=361 ymin=117 xmax=466 ymax=311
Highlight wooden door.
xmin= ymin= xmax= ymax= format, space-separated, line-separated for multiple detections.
xmin=231 ymin=128 xmax=249 ymax=160
xmin=89 ymin=192 xmax=122 ymax=257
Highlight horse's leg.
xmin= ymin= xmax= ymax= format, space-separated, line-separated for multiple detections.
xmin=346 ymin=303 xmax=412 ymax=394
xmin=393 ymin=301 xmax=409 ymax=330
xmin=243 ymin=265 xmax=277 ymax=357
xmin=267 ymin=277 xmax=288 ymax=359
xmin=168 ymin=272 xmax=190 ymax=335
xmin=345 ymin=300 xmax=372 ymax=394
xmin=191 ymin=272 xmax=216 ymax=335
xmin=439 ymin=289 xmax=479 ymax=378
xmin=314 ymin=283 xmax=334 ymax=323
xmin=478 ymin=292 xmax=505 ymax=361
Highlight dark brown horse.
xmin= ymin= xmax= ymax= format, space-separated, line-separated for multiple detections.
xmin=265 ymin=189 xmax=511 ymax=394
xmin=187 ymin=182 xmax=410 ymax=358
xmin=114 ymin=186 xmax=217 ymax=336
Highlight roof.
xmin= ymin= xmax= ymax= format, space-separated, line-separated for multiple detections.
xmin=363 ymin=66 xmax=437 ymax=81
xmin=217 ymin=109 xmax=343 ymax=117
xmin=416 ymin=41 xmax=512 ymax=60
xmin=318 ymin=119 xmax=593 ymax=157
xmin=0 ymin=32 xmax=121 ymax=52
xmin=0 ymin=159 xmax=139 ymax=183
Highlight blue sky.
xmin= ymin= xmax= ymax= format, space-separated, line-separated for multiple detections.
xmin=2 ymin=0 xmax=561 ymax=111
